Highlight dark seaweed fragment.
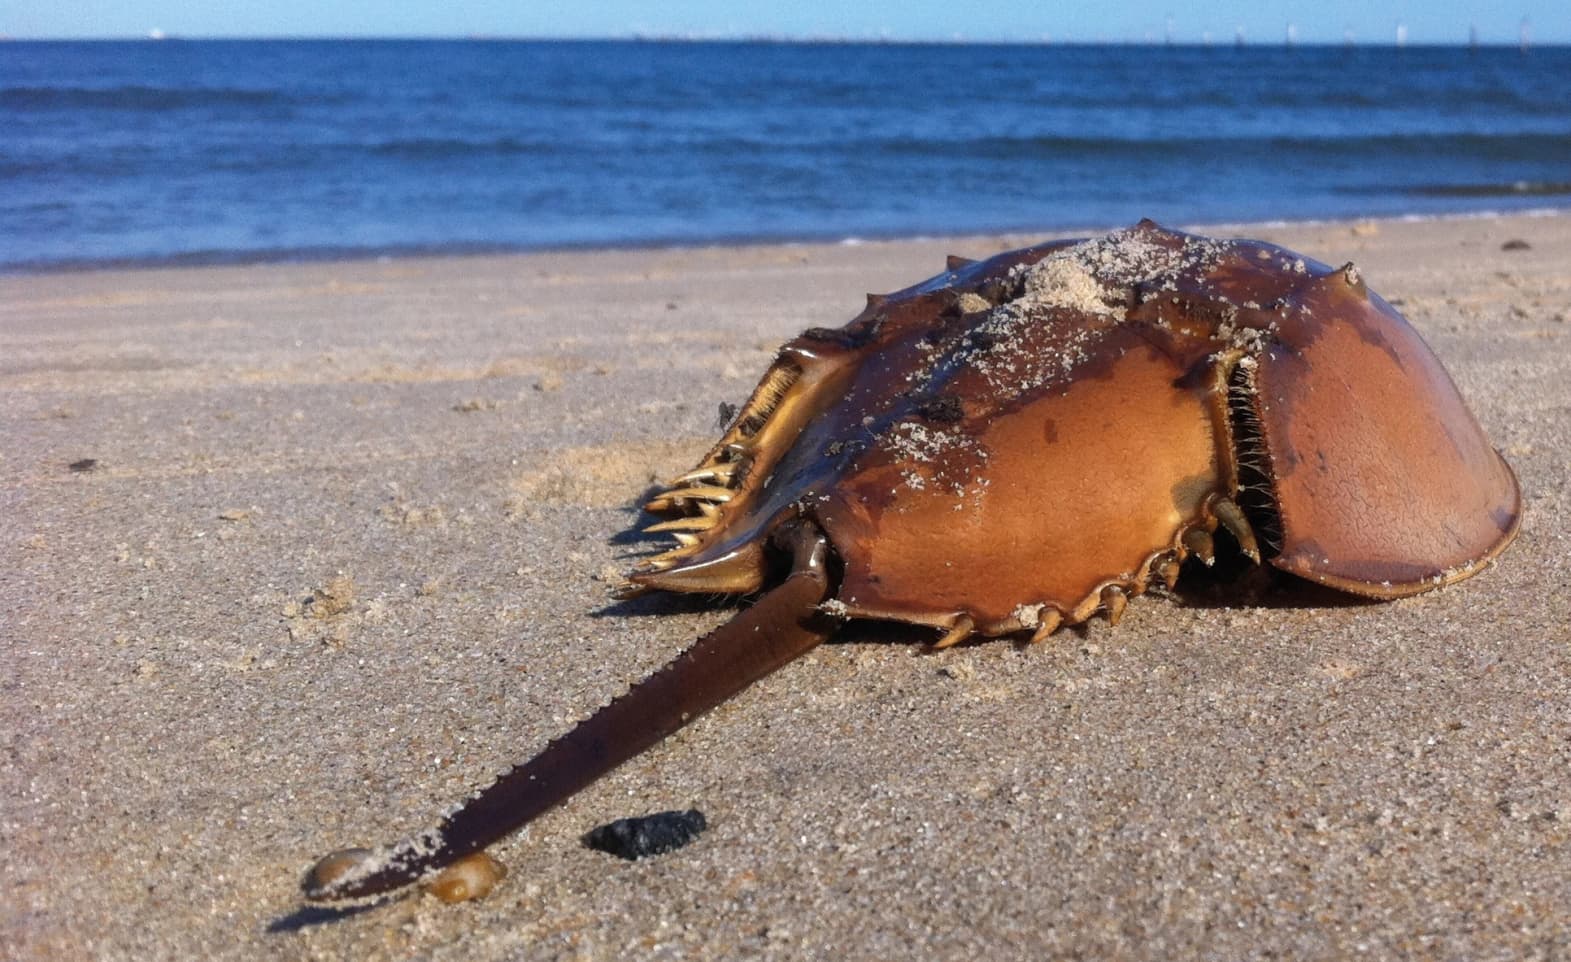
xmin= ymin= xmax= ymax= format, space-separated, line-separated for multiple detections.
xmin=582 ymin=809 xmax=708 ymax=861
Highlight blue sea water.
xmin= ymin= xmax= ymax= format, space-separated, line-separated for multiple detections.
xmin=3 ymin=39 xmax=1569 ymax=271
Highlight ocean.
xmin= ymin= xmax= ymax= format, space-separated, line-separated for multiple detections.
xmin=3 ymin=39 xmax=1568 ymax=272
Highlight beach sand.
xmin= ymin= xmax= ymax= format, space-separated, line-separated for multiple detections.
xmin=3 ymin=214 xmax=1568 ymax=960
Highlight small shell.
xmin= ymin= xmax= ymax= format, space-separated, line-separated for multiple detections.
xmin=303 ymin=847 xmax=377 ymax=894
xmin=423 ymin=851 xmax=507 ymax=903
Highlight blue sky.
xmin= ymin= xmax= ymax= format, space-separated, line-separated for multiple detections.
xmin=4 ymin=0 xmax=1564 ymax=45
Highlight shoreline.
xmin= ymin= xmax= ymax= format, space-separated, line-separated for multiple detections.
xmin=10 ymin=36 xmax=1571 ymax=47
xmin=5 ymin=205 xmax=1567 ymax=278
xmin=3 ymin=211 xmax=1568 ymax=960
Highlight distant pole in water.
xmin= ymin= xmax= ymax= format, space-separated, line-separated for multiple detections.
xmin=1395 ymin=22 xmax=1407 ymax=48
xmin=1519 ymin=17 xmax=1531 ymax=53
xmin=1164 ymin=16 xmax=1174 ymax=47
xmin=1468 ymin=23 xmax=1479 ymax=50
xmin=1235 ymin=25 xmax=1246 ymax=47
xmin=1343 ymin=27 xmax=1355 ymax=48
xmin=1285 ymin=23 xmax=1297 ymax=47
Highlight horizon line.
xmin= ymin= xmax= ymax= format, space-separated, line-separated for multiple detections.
xmin=4 ymin=34 xmax=1567 ymax=47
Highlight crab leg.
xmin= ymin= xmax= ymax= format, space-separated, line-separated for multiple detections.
xmin=303 ymin=520 xmax=837 ymax=905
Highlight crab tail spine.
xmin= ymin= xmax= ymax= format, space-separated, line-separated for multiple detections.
xmin=302 ymin=521 xmax=838 ymax=905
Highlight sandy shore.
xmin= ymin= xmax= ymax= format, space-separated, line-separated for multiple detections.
xmin=3 ymin=214 xmax=1568 ymax=961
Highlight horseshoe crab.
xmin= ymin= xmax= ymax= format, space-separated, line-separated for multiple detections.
xmin=303 ymin=221 xmax=1520 ymax=904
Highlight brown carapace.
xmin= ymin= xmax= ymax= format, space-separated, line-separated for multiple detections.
xmin=303 ymin=221 xmax=1520 ymax=905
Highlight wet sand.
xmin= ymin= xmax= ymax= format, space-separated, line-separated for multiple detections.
xmin=3 ymin=214 xmax=1568 ymax=960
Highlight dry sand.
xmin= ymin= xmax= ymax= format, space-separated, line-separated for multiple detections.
xmin=3 ymin=214 xmax=1568 ymax=961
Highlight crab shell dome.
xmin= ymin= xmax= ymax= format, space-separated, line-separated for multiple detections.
xmin=631 ymin=221 xmax=1521 ymax=637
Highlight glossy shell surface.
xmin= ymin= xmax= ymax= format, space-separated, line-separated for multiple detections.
xmin=631 ymin=221 xmax=1520 ymax=639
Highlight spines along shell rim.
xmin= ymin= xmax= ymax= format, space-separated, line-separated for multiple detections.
xmin=838 ymin=496 xmax=1261 ymax=648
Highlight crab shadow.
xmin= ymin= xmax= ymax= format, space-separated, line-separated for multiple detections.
xmin=1164 ymin=552 xmax=1379 ymax=614
xmin=605 ymin=490 xmax=677 ymax=547
xmin=592 ymin=589 xmax=934 ymax=650
xmin=592 ymin=586 xmax=748 ymax=621
xmin=267 ymin=900 xmax=384 ymax=933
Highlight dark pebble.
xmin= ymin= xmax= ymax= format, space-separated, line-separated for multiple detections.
xmin=68 ymin=458 xmax=98 ymax=472
xmin=1501 ymin=239 xmax=1532 ymax=251
xmin=583 ymin=809 xmax=707 ymax=861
